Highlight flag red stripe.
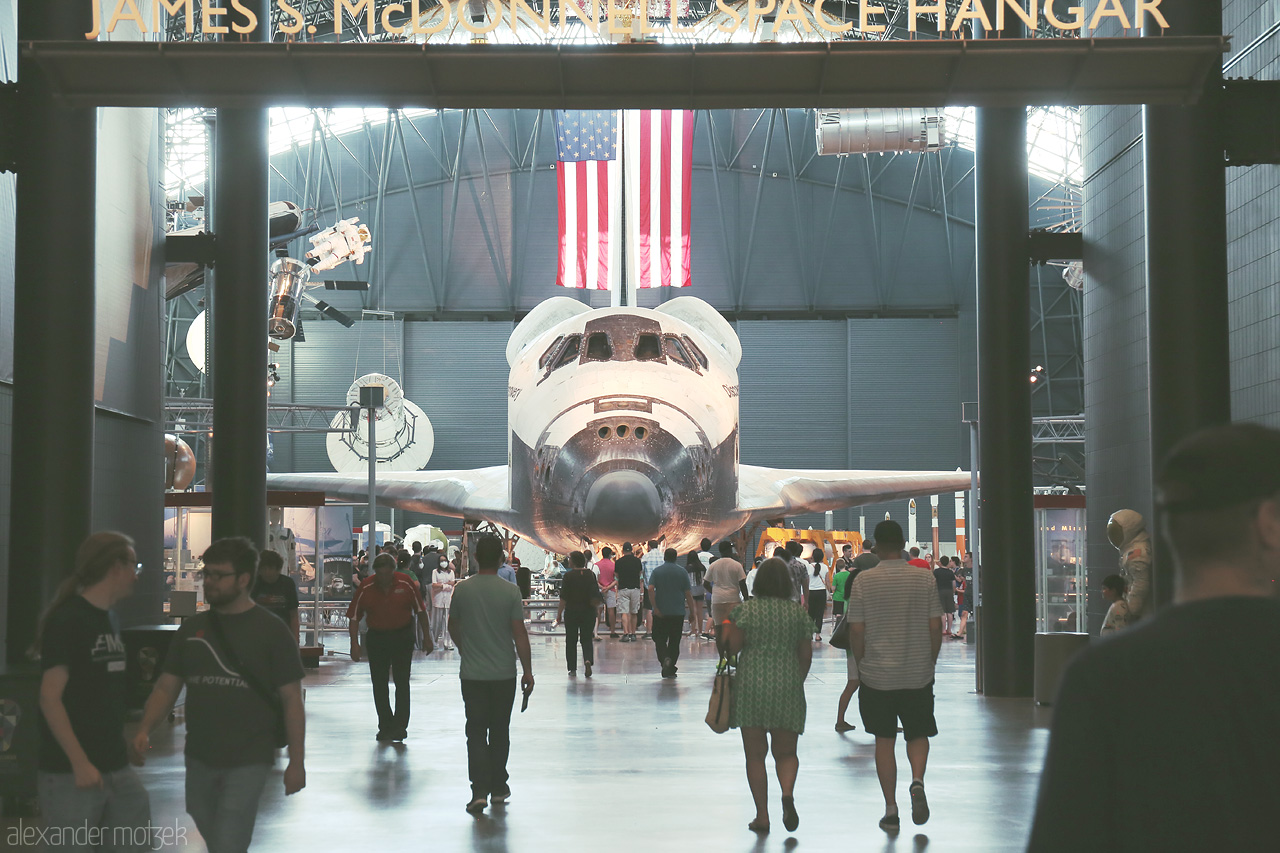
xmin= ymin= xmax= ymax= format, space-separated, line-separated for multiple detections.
xmin=639 ymin=110 xmax=652 ymax=291
xmin=680 ymin=111 xmax=694 ymax=288
xmin=596 ymin=159 xmax=610 ymax=290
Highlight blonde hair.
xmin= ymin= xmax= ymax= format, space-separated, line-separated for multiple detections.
xmin=30 ymin=531 xmax=134 ymax=658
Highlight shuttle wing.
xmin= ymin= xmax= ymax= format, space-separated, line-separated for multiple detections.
xmin=265 ymin=467 xmax=514 ymax=527
xmin=737 ymin=465 xmax=973 ymax=524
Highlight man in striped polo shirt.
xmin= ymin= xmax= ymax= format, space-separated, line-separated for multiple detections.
xmin=848 ymin=519 xmax=944 ymax=833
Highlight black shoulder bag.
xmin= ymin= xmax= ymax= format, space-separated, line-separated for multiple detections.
xmin=208 ymin=612 xmax=289 ymax=748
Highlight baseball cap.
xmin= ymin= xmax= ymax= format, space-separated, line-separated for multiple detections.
xmin=1156 ymin=423 xmax=1280 ymax=513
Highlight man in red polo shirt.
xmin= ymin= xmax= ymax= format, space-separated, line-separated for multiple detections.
xmin=348 ymin=553 xmax=430 ymax=742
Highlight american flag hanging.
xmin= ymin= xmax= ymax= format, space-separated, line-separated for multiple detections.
xmin=625 ymin=109 xmax=695 ymax=289
xmin=555 ymin=110 xmax=621 ymax=290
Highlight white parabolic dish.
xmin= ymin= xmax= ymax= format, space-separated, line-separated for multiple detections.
xmin=327 ymin=373 xmax=435 ymax=473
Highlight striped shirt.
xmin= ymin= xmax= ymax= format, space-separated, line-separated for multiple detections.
xmin=641 ymin=549 xmax=664 ymax=584
xmin=847 ymin=560 xmax=944 ymax=690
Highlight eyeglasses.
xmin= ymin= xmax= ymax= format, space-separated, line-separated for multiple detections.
xmin=201 ymin=569 xmax=238 ymax=581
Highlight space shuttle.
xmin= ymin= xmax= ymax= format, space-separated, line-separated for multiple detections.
xmin=266 ymin=295 xmax=971 ymax=554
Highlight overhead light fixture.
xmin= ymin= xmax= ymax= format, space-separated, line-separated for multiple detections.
xmin=1030 ymin=365 xmax=1047 ymax=384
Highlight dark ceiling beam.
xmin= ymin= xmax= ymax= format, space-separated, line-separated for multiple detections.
xmin=24 ymin=38 xmax=1228 ymax=109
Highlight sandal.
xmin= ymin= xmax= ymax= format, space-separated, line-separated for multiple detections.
xmin=747 ymin=819 xmax=770 ymax=833
xmin=781 ymin=795 xmax=799 ymax=832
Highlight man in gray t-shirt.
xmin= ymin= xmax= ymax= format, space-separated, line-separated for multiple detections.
xmin=449 ymin=535 xmax=534 ymax=814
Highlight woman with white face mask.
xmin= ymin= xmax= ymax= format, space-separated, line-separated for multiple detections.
xmin=431 ymin=557 xmax=457 ymax=651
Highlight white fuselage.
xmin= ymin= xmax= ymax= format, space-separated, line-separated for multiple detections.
xmin=503 ymin=299 xmax=744 ymax=554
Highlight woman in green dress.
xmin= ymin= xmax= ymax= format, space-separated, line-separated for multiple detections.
xmin=725 ymin=558 xmax=815 ymax=834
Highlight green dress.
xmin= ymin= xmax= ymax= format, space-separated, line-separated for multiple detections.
xmin=728 ymin=597 xmax=814 ymax=733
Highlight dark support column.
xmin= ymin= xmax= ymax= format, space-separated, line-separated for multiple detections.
xmin=6 ymin=1 xmax=97 ymax=664
xmin=975 ymin=14 xmax=1035 ymax=698
xmin=1143 ymin=0 xmax=1231 ymax=608
xmin=210 ymin=2 xmax=271 ymax=546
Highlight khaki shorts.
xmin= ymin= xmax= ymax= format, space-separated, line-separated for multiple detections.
xmin=711 ymin=601 xmax=740 ymax=625
xmin=603 ymin=589 xmax=617 ymax=609
xmin=616 ymin=588 xmax=642 ymax=615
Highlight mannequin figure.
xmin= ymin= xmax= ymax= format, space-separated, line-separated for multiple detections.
xmin=1105 ymin=509 xmax=1152 ymax=626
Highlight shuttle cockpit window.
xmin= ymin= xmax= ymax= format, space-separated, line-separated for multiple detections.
xmin=664 ymin=335 xmax=699 ymax=373
xmin=682 ymin=336 xmax=709 ymax=369
xmin=539 ymin=335 xmax=565 ymax=369
xmin=635 ymin=333 xmax=663 ymax=361
xmin=552 ymin=335 xmax=581 ymax=370
xmin=585 ymin=332 xmax=613 ymax=362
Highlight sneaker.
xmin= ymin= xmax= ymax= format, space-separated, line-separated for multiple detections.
xmin=909 ymin=782 xmax=929 ymax=825
xmin=490 ymin=790 xmax=510 ymax=804
xmin=609 ymin=632 xmax=619 ymax=639
xmin=465 ymin=797 xmax=487 ymax=814
xmin=375 ymin=730 xmax=394 ymax=742
xmin=585 ymin=662 xmax=592 ymax=678
xmin=878 ymin=813 xmax=900 ymax=832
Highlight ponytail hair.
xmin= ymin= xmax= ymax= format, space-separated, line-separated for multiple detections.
xmin=30 ymin=531 xmax=135 ymax=658
xmin=811 ymin=549 xmax=824 ymax=575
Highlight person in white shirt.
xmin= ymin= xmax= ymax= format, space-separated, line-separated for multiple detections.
xmin=807 ymin=548 xmax=831 ymax=641
xmin=430 ymin=555 xmax=457 ymax=650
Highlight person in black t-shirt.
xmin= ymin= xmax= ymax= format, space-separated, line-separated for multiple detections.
xmin=556 ymin=551 xmax=602 ymax=676
xmin=252 ymin=549 xmax=300 ymax=642
xmin=36 ymin=531 xmax=152 ymax=848
xmin=613 ymin=542 xmax=645 ymax=641
xmin=1029 ymin=424 xmax=1280 ymax=853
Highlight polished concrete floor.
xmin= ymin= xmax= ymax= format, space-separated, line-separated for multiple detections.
xmin=52 ymin=625 xmax=1053 ymax=851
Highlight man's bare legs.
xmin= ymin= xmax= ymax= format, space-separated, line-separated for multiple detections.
xmin=875 ymin=737 xmax=899 ymax=821
xmin=906 ymin=736 xmax=930 ymax=823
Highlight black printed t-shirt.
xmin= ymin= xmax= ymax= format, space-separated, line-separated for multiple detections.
xmin=162 ymin=604 xmax=305 ymax=768
xmin=38 ymin=596 xmax=128 ymax=773
xmin=251 ymin=574 xmax=300 ymax=625
xmin=614 ymin=555 xmax=643 ymax=589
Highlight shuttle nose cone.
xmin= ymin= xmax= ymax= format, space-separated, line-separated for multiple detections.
xmin=584 ymin=471 xmax=661 ymax=542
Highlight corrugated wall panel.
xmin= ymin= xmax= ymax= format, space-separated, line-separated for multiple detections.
xmin=738 ymin=320 xmax=850 ymax=531
xmin=847 ymin=318 xmax=964 ymax=542
xmin=402 ymin=321 xmax=512 ymax=471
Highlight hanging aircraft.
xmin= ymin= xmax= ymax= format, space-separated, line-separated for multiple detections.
xmin=265 ymin=296 xmax=972 ymax=554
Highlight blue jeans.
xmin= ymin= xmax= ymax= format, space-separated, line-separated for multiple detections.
xmin=185 ymin=758 xmax=270 ymax=853
xmin=37 ymin=767 xmax=152 ymax=852
xmin=460 ymin=678 xmax=517 ymax=799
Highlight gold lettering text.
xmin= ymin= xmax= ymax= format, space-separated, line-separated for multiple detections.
xmin=909 ymin=1 xmax=947 ymax=33
xmin=276 ymin=0 xmax=305 ymax=34
xmin=1088 ymin=0 xmax=1131 ymax=31
xmin=814 ymin=0 xmax=853 ymax=33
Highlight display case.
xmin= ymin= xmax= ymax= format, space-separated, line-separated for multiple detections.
xmin=1034 ymin=496 xmax=1087 ymax=633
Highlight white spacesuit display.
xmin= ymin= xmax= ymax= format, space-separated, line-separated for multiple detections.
xmin=1103 ymin=509 xmax=1152 ymax=631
